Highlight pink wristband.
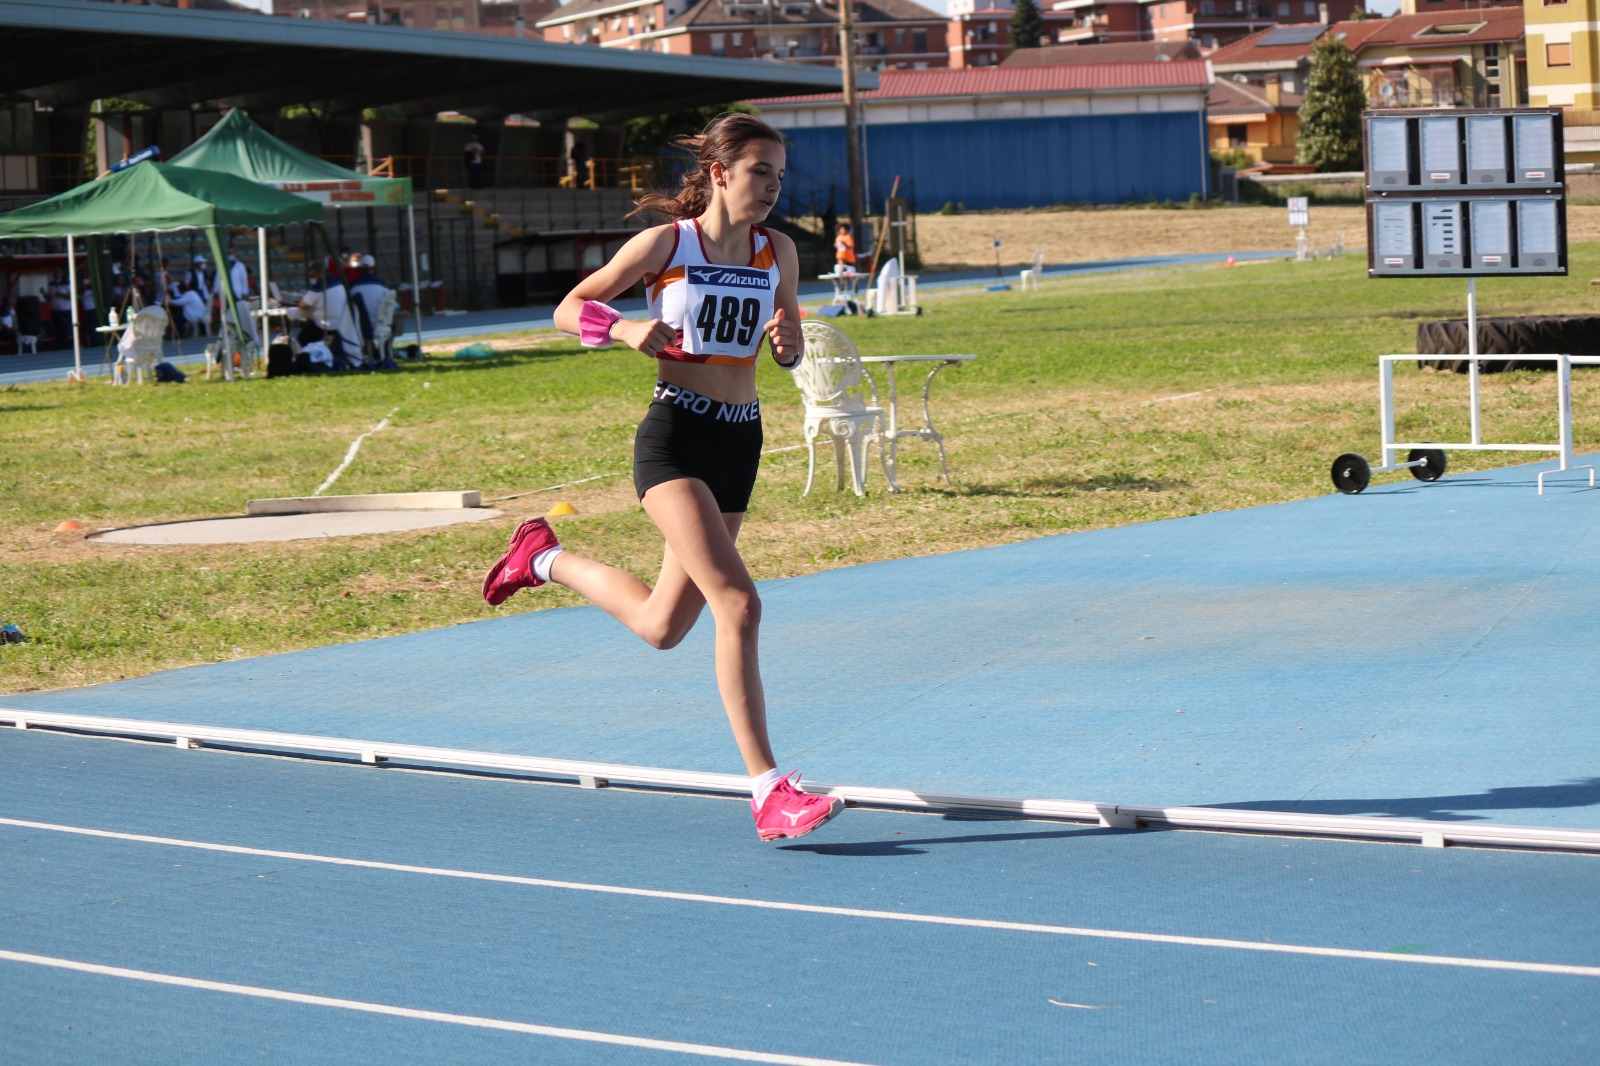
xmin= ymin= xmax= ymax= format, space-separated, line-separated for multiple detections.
xmin=578 ymin=300 xmax=623 ymax=348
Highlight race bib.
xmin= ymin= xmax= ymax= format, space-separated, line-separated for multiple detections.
xmin=675 ymin=264 xmax=774 ymax=361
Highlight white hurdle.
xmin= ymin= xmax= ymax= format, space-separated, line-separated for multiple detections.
xmin=1377 ymin=352 xmax=1600 ymax=495
xmin=1336 ymin=352 xmax=1600 ymax=495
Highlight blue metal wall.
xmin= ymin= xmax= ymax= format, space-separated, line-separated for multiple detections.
xmin=775 ymin=110 xmax=1209 ymax=213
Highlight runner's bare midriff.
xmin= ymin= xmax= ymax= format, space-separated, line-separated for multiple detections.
xmin=654 ymin=359 xmax=758 ymax=406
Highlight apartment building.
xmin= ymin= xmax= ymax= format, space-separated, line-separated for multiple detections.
xmin=1524 ymin=0 xmax=1600 ymax=109
xmin=263 ymin=0 xmax=559 ymax=32
xmin=537 ymin=0 xmax=947 ymax=68
xmin=1145 ymin=0 xmax=1363 ymax=50
xmin=1209 ymin=7 xmax=1525 ymax=109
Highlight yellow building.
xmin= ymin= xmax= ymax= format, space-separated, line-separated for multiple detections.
xmin=1524 ymin=0 xmax=1600 ymax=109
xmin=1524 ymin=0 xmax=1600 ymax=161
xmin=1207 ymin=78 xmax=1303 ymax=166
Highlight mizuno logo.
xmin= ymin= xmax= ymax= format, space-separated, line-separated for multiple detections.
xmin=505 ymin=567 xmax=519 ymax=579
xmin=687 ymin=265 xmax=770 ymax=289
xmin=783 ymin=809 xmax=806 ymax=825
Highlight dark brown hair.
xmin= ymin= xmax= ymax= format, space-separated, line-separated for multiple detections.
xmin=632 ymin=113 xmax=784 ymax=221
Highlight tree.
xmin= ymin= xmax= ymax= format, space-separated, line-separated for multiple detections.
xmin=623 ymin=103 xmax=757 ymax=156
xmin=1010 ymin=0 xmax=1043 ymax=51
xmin=1296 ymin=37 xmax=1365 ymax=172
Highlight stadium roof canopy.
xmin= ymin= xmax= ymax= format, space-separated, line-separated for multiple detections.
xmin=0 ymin=0 xmax=860 ymax=122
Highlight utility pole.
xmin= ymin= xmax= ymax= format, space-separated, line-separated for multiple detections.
xmin=838 ymin=0 xmax=866 ymax=259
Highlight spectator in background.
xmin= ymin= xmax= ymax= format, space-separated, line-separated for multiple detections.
xmin=184 ymin=255 xmax=213 ymax=335
xmin=347 ymin=253 xmax=393 ymax=365
xmin=228 ymin=252 xmax=250 ymax=301
xmin=47 ymin=271 xmax=73 ymax=349
xmin=298 ymin=268 xmax=363 ymax=369
xmin=833 ymin=222 xmax=857 ymax=274
xmin=77 ymin=281 xmax=96 ymax=344
xmin=186 ymin=256 xmax=212 ymax=306
xmin=463 ymin=132 xmax=485 ymax=189
xmin=570 ymin=139 xmax=590 ymax=188
xmin=222 ymin=252 xmax=258 ymax=347
xmin=109 ymin=262 xmax=131 ymax=311
xmin=295 ymin=320 xmax=334 ymax=374
xmin=131 ymin=269 xmax=158 ymax=310
xmin=170 ymin=282 xmax=208 ymax=337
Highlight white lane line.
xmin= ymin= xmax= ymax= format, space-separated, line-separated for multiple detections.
xmin=1142 ymin=383 xmax=1236 ymax=406
xmin=487 ymin=471 xmax=623 ymax=503
xmin=0 ymin=949 xmax=876 ymax=1066
xmin=5 ymin=817 xmax=1597 ymax=979
xmin=314 ymin=392 xmax=417 ymax=497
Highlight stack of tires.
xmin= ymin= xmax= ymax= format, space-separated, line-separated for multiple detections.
xmin=1416 ymin=315 xmax=1600 ymax=372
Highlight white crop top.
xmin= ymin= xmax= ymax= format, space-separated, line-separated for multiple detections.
xmin=646 ymin=218 xmax=779 ymax=367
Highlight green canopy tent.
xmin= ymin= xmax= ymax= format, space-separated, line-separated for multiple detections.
xmin=0 ymin=161 xmax=323 ymax=379
xmin=169 ymin=109 xmax=424 ymax=347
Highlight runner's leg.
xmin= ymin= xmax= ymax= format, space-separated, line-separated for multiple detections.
xmin=547 ymin=529 xmax=717 ymax=652
xmin=640 ymin=477 xmax=773 ymax=776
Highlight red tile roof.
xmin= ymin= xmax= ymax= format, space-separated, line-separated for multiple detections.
xmin=1208 ymin=78 xmax=1302 ymax=115
xmin=750 ymin=60 xmax=1213 ymax=104
xmin=1003 ymin=40 xmax=1202 ymax=66
xmin=1352 ymin=6 xmax=1523 ymax=47
xmin=1208 ymin=7 xmax=1523 ymax=69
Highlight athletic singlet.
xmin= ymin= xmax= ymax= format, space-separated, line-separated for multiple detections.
xmin=646 ymin=218 xmax=779 ymax=367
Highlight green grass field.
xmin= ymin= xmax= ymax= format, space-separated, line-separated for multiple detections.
xmin=5 ymin=248 xmax=1600 ymax=694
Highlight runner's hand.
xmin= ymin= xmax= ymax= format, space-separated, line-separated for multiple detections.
xmin=617 ymin=318 xmax=677 ymax=358
xmin=764 ymin=307 xmax=800 ymax=365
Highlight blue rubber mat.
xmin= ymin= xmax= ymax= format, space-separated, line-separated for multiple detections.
xmin=5 ymin=458 xmax=1599 ymax=830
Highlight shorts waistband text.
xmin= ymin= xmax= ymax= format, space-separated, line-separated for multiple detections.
xmin=653 ymin=381 xmax=761 ymax=423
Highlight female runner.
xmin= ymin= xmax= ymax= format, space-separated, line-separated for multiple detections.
xmin=483 ymin=113 xmax=843 ymax=842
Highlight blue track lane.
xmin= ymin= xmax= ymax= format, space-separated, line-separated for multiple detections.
xmin=3 ymin=729 xmax=1596 ymax=1065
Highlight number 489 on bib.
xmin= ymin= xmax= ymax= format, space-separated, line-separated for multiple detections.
xmin=695 ymin=294 xmax=761 ymax=347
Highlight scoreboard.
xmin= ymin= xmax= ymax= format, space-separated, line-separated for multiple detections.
xmin=1365 ymin=108 xmax=1566 ymax=277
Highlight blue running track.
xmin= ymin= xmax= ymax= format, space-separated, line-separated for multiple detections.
xmin=3 ymin=453 xmax=1597 ymax=1063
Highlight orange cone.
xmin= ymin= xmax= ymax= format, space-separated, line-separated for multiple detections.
xmin=54 ymin=520 xmax=82 ymax=532
xmin=1227 ymin=254 xmax=1235 ymax=267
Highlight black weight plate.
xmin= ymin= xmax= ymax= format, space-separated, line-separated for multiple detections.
xmin=1331 ymin=452 xmax=1372 ymax=494
xmin=1408 ymin=448 xmax=1447 ymax=482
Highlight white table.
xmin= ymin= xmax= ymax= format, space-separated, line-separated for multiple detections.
xmin=96 ymin=321 xmax=130 ymax=381
xmin=254 ymin=306 xmax=298 ymax=327
xmin=818 ymin=271 xmax=867 ymax=314
xmin=858 ymin=354 xmax=975 ymax=489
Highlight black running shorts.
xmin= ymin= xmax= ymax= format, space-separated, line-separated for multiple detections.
xmin=633 ymin=381 xmax=764 ymax=514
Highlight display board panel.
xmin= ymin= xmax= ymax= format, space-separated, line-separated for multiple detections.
xmin=1364 ymin=108 xmax=1566 ymax=278
xmin=1466 ymin=116 xmax=1509 ymax=185
xmin=1366 ymin=195 xmax=1566 ymax=276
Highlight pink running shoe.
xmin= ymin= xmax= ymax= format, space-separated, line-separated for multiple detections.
xmin=482 ymin=517 xmax=560 ymax=606
xmin=752 ymin=772 xmax=844 ymax=842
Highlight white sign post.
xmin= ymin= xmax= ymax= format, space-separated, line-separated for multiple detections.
xmin=1288 ymin=196 xmax=1310 ymax=260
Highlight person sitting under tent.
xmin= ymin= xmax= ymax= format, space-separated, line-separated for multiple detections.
xmin=298 ymin=268 xmax=365 ymax=370
xmin=169 ymin=281 xmax=209 ymax=338
xmin=294 ymin=320 xmax=335 ymax=374
xmin=186 ymin=255 xmax=213 ymax=307
xmin=347 ymin=254 xmax=394 ymax=365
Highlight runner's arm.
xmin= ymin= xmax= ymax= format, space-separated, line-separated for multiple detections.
xmin=763 ymin=230 xmax=802 ymax=366
xmin=553 ymin=226 xmax=678 ymax=356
